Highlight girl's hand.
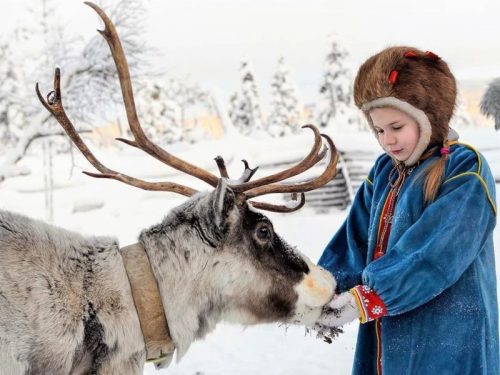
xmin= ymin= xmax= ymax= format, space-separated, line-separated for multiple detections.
xmin=316 ymin=291 xmax=360 ymax=328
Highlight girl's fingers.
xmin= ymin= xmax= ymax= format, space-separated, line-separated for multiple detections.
xmin=328 ymin=292 xmax=352 ymax=309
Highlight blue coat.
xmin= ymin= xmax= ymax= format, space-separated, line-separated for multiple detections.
xmin=319 ymin=143 xmax=498 ymax=375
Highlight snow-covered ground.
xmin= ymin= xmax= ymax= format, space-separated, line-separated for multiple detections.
xmin=0 ymin=128 xmax=499 ymax=374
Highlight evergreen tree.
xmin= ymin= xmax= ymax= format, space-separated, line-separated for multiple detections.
xmin=480 ymin=78 xmax=500 ymax=130
xmin=165 ymin=77 xmax=212 ymax=143
xmin=136 ymin=76 xmax=212 ymax=144
xmin=267 ymin=57 xmax=301 ymax=137
xmin=316 ymin=36 xmax=363 ymax=130
xmin=0 ymin=37 xmax=28 ymax=148
xmin=228 ymin=61 xmax=264 ymax=135
xmin=136 ymin=80 xmax=182 ymax=144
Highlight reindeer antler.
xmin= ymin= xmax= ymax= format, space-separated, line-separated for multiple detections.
xmin=242 ymin=134 xmax=338 ymax=199
xmin=35 ymin=2 xmax=339 ymax=212
xmin=36 ymin=68 xmax=197 ymax=197
xmin=84 ymin=2 xmax=220 ymax=187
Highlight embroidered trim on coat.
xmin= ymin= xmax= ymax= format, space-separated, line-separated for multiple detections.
xmin=351 ymin=285 xmax=387 ymax=323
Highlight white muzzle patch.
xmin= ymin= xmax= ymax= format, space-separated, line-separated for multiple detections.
xmin=291 ymin=255 xmax=336 ymax=324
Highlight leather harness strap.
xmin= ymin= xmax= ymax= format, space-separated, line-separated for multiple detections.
xmin=120 ymin=243 xmax=175 ymax=363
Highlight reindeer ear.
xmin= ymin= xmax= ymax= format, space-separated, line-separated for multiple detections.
xmin=213 ymin=179 xmax=236 ymax=229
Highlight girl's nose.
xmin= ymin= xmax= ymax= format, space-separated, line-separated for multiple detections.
xmin=384 ymin=133 xmax=396 ymax=146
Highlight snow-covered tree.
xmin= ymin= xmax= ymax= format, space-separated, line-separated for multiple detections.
xmin=481 ymin=78 xmax=500 ymax=130
xmin=136 ymin=79 xmax=183 ymax=144
xmin=316 ymin=36 xmax=363 ymax=130
xmin=450 ymin=94 xmax=475 ymax=129
xmin=228 ymin=61 xmax=264 ymax=136
xmin=267 ymin=57 xmax=301 ymax=138
xmin=135 ymin=76 xmax=212 ymax=144
xmin=0 ymin=0 xmax=148 ymax=182
xmin=0 ymin=36 xmax=29 ymax=149
xmin=166 ymin=77 xmax=213 ymax=143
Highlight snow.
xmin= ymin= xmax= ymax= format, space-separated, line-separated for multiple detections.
xmin=0 ymin=128 xmax=499 ymax=374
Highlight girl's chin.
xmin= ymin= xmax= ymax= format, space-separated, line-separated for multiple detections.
xmin=390 ymin=153 xmax=409 ymax=162
xmin=383 ymin=148 xmax=409 ymax=161
xmin=393 ymin=154 xmax=404 ymax=160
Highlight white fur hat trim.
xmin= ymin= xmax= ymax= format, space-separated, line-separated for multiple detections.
xmin=361 ymin=97 xmax=432 ymax=166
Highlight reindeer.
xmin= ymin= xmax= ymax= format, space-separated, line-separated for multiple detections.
xmin=0 ymin=3 xmax=339 ymax=374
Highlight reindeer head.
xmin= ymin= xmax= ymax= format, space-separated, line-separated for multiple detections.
xmin=208 ymin=180 xmax=335 ymax=326
xmin=139 ymin=179 xmax=336 ymax=358
xmin=36 ymin=1 xmax=339 ymax=361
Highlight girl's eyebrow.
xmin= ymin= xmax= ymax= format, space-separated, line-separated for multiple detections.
xmin=386 ymin=120 xmax=401 ymax=126
xmin=374 ymin=120 xmax=400 ymax=129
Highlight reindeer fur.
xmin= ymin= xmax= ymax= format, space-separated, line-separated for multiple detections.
xmin=0 ymin=182 xmax=335 ymax=374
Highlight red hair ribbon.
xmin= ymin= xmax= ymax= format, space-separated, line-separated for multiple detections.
xmin=440 ymin=146 xmax=450 ymax=156
xmin=388 ymin=70 xmax=398 ymax=84
xmin=404 ymin=51 xmax=418 ymax=59
xmin=425 ymin=51 xmax=440 ymax=60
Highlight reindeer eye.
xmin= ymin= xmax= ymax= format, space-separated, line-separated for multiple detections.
xmin=256 ymin=225 xmax=272 ymax=241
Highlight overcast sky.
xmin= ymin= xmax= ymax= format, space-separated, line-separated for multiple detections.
xmin=2 ymin=0 xmax=500 ymax=102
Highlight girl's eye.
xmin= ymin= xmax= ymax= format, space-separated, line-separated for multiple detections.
xmin=376 ymin=129 xmax=384 ymax=134
xmin=393 ymin=126 xmax=402 ymax=131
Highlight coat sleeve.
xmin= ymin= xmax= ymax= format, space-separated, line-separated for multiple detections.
xmin=362 ymin=168 xmax=497 ymax=316
xmin=318 ymin=168 xmax=375 ymax=293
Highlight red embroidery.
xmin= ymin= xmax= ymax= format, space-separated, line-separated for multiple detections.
xmin=373 ymin=246 xmax=384 ymax=260
xmin=366 ymin=166 xmax=412 ymax=374
xmin=375 ymin=189 xmax=396 ymax=260
xmin=375 ymin=165 xmax=414 ymax=261
xmin=351 ymin=285 xmax=387 ymax=323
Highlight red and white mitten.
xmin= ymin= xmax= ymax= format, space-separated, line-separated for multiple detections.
xmin=316 ymin=291 xmax=360 ymax=328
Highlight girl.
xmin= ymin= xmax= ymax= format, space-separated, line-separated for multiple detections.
xmin=316 ymin=46 xmax=498 ymax=375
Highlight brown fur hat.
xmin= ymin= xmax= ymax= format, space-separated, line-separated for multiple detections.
xmin=353 ymin=46 xmax=457 ymax=166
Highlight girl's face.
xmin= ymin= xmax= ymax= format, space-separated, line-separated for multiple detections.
xmin=369 ymin=107 xmax=420 ymax=163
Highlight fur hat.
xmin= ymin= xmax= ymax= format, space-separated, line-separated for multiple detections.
xmin=353 ymin=46 xmax=457 ymax=166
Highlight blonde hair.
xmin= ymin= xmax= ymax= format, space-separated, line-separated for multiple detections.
xmin=417 ymin=139 xmax=452 ymax=203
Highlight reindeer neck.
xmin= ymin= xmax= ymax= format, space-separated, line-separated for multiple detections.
xmin=140 ymin=227 xmax=225 ymax=361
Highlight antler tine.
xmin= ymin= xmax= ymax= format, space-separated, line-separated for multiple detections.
xmin=235 ymin=160 xmax=259 ymax=183
xmin=35 ymin=69 xmax=197 ymax=197
xmin=84 ymin=2 xmax=219 ymax=187
xmin=229 ymin=124 xmax=325 ymax=192
xmin=213 ymin=157 xmax=259 ymax=183
xmin=243 ymin=134 xmax=338 ymax=199
xmin=249 ymin=193 xmax=306 ymax=213
xmin=214 ymin=156 xmax=229 ymax=178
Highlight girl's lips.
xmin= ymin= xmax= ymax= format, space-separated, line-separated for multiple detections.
xmin=391 ymin=149 xmax=402 ymax=155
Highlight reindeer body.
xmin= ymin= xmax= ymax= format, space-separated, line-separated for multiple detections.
xmin=0 ymin=209 xmax=145 ymax=374
xmin=0 ymin=184 xmax=335 ymax=374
